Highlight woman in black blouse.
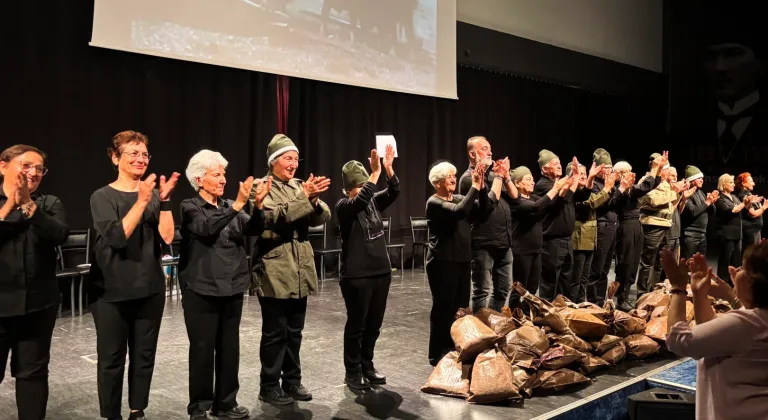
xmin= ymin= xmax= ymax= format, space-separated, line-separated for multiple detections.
xmin=179 ymin=150 xmax=270 ymax=420
xmin=715 ymin=173 xmax=760 ymax=283
xmin=507 ymin=166 xmax=570 ymax=308
xmin=424 ymin=161 xmax=488 ymax=366
xmin=0 ymin=145 xmax=69 ymax=420
xmin=89 ymin=131 xmax=179 ymax=420
xmin=735 ymin=172 xmax=766 ymax=252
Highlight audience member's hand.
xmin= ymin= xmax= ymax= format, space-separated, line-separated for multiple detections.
xmin=659 ymin=248 xmax=689 ymax=290
xmin=707 ymin=274 xmax=737 ymax=303
xmin=690 ymin=267 xmax=714 ymax=297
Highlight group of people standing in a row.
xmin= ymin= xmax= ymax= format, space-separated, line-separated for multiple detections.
xmin=0 ymin=131 xmax=764 ymax=419
xmin=0 ymin=131 xmax=399 ymax=420
xmin=422 ymin=136 xmax=764 ymax=365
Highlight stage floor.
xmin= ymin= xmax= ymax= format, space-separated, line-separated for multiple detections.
xmin=1 ymin=270 xmax=679 ymax=420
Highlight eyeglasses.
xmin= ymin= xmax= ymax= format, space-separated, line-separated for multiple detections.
xmin=15 ymin=162 xmax=48 ymax=176
xmin=125 ymin=151 xmax=151 ymax=161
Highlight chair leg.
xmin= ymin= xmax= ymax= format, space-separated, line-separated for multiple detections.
xmin=400 ymin=248 xmax=404 ymax=277
xmin=70 ymin=280 xmax=76 ymax=318
xmin=412 ymin=246 xmax=416 ymax=271
xmin=320 ymin=255 xmax=325 ymax=282
xmin=78 ymin=275 xmax=84 ymax=316
xmin=423 ymin=248 xmax=427 ymax=273
xmin=337 ymin=254 xmax=341 ymax=280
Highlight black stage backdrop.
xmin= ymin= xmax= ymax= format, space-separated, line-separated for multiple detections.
xmin=3 ymin=1 xmax=666 ymax=246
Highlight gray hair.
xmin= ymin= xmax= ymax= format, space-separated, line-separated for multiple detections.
xmin=185 ymin=150 xmax=229 ymax=191
xmin=428 ymin=162 xmax=457 ymax=188
xmin=613 ymin=161 xmax=632 ymax=172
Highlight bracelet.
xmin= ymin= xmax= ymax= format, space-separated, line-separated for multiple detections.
xmin=731 ymin=297 xmax=743 ymax=309
xmin=670 ymin=288 xmax=687 ymax=296
xmin=159 ymin=201 xmax=172 ymax=212
xmin=19 ymin=202 xmax=35 ymax=219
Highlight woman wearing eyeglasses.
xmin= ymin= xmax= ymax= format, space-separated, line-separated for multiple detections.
xmin=0 ymin=145 xmax=68 ymax=420
xmin=88 ymin=131 xmax=180 ymax=420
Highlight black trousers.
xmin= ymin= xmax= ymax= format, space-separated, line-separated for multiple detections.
xmin=588 ymin=221 xmax=617 ymax=305
xmin=426 ymin=260 xmax=470 ymax=366
xmin=718 ymin=237 xmax=742 ymax=284
xmin=258 ymin=296 xmax=307 ymax=389
xmin=182 ymin=290 xmax=244 ymax=415
xmin=615 ymin=220 xmax=644 ymax=304
xmin=540 ymin=237 xmax=575 ymax=301
xmin=510 ymin=252 xmax=542 ymax=308
xmin=92 ymin=294 xmax=165 ymax=419
xmin=681 ymin=233 xmax=707 ymax=259
xmin=743 ymin=229 xmax=762 ymax=255
xmin=637 ymin=225 xmax=669 ymax=296
xmin=0 ymin=305 xmax=57 ymax=420
xmin=340 ymin=274 xmax=391 ymax=374
xmin=572 ymin=250 xmax=593 ymax=303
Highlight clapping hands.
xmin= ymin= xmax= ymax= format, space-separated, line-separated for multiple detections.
xmin=303 ymin=174 xmax=331 ymax=200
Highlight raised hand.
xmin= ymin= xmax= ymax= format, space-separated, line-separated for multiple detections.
xmin=235 ymin=176 xmax=255 ymax=209
xmin=683 ymin=185 xmax=698 ymax=199
xmin=620 ymin=172 xmax=635 ymax=190
xmin=604 ymin=171 xmax=620 ymax=190
xmin=382 ymin=145 xmax=395 ymax=173
xmin=690 ymin=267 xmax=714 ymax=297
xmin=570 ymin=156 xmax=579 ymax=175
xmin=493 ymin=157 xmax=510 ymax=178
xmin=652 ymin=151 xmax=669 ymax=169
xmin=139 ymin=174 xmax=157 ymax=204
xmin=659 ymin=248 xmax=689 ymax=290
xmin=15 ymin=173 xmax=31 ymax=206
xmin=251 ymin=177 xmax=272 ymax=210
xmin=369 ymin=149 xmax=381 ymax=174
xmin=706 ymin=190 xmax=719 ymax=203
xmin=707 ymin=274 xmax=737 ymax=302
xmin=303 ymin=174 xmax=331 ymax=199
xmin=554 ymin=176 xmax=570 ymax=191
xmin=158 ymin=172 xmax=181 ymax=202
xmin=589 ymin=162 xmax=604 ymax=179
xmin=670 ymin=180 xmax=688 ymax=193
xmin=473 ymin=163 xmax=486 ymax=189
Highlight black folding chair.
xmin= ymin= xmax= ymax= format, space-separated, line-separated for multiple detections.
xmin=309 ymin=223 xmax=341 ymax=283
xmin=382 ymin=217 xmax=405 ymax=276
xmin=56 ymin=229 xmax=91 ymax=317
xmin=410 ymin=216 xmax=429 ymax=272
xmin=162 ymin=226 xmax=182 ymax=298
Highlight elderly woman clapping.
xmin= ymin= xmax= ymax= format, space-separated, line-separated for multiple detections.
xmin=425 ymin=161 xmax=489 ymax=366
xmin=179 ymin=150 xmax=271 ymax=420
xmin=715 ymin=173 xmax=762 ymax=283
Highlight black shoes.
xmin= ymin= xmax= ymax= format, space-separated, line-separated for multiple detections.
xmin=189 ymin=411 xmax=216 ymax=420
xmin=259 ymin=387 xmax=295 ymax=406
xmin=618 ymin=301 xmax=634 ymax=312
xmin=345 ymin=372 xmax=372 ymax=391
xmin=128 ymin=411 xmax=147 ymax=420
xmin=282 ymin=384 xmax=313 ymax=401
xmin=212 ymin=405 xmax=250 ymax=419
xmin=363 ymin=368 xmax=387 ymax=385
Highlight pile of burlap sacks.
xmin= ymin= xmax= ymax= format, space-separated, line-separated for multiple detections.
xmin=421 ymin=281 xmax=733 ymax=404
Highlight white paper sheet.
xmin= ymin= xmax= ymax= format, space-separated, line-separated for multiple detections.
xmin=375 ymin=134 xmax=399 ymax=158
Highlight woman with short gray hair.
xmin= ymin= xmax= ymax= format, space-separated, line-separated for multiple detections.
xmin=179 ymin=149 xmax=271 ymax=420
xmin=425 ymin=161 xmax=489 ymax=366
xmin=715 ymin=173 xmax=761 ymax=282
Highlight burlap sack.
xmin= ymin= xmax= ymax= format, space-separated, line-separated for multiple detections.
xmin=636 ymin=289 xmax=670 ymax=312
xmin=553 ymin=333 xmax=593 ymax=353
xmin=590 ymin=334 xmax=622 ymax=354
xmin=538 ymin=344 xmax=584 ymax=370
xmin=502 ymin=325 xmax=549 ymax=368
xmin=512 ymin=282 xmax=573 ymax=334
xmin=421 ymin=352 xmax=471 ymax=398
xmin=529 ymin=369 xmax=590 ymax=394
xmin=467 ymin=349 xmax=522 ymax=403
xmin=579 ymin=353 xmax=611 ymax=375
xmin=564 ymin=311 xmax=608 ymax=338
xmin=475 ymin=308 xmax=518 ymax=336
xmin=644 ymin=316 xmax=668 ymax=341
xmin=610 ymin=310 xmax=647 ymax=337
xmin=451 ymin=314 xmax=501 ymax=362
xmin=624 ymin=334 xmax=660 ymax=359
xmin=600 ymin=340 xmax=626 ymax=365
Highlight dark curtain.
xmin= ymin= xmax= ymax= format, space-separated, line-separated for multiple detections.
xmin=287 ymin=65 xmax=666 ymax=241
xmin=2 ymin=1 xmax=277 ymax=229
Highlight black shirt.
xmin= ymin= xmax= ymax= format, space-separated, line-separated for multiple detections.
xmin=681 ymin=189 xmax=711 ymax=235
xmin=593 ymin=177 xmax=622 ymax=223
xmin=179 ymin=195 xmax=265 ymax=296
xmin=0 ymin=192 xmax=69 ymax=317
xmin=736 ymin=189 xmax=764 ymax=233
xmin=509 ymin=194 xmax=553 ymax=254
xmin=617 ymin=176 xmax=660 ymax=221
xmin=425 ymin=188 xmax=487 ymax=263
xmin=534 ymin=176 xmax=575 ymax=239
xmin=89 ymin=186 xmax=165 ymax=302
xmin=336 ymin=176 xmax=400 ymax=279
xmin=715 ymin=194 xmax=743 ymax=240
xmin=458 ymin=167 xmax=510 ymax=248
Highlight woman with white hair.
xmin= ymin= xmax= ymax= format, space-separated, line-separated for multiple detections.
xmin=715 ymin=173 xmax=761 ymax=282
xmin=179 ymin=150 xmax=271 ymax=420
xmin=425 ymin=161 xmax=489 ymax=366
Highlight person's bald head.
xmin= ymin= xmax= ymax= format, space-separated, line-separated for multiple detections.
xmin=467 ymin=136 xmax=492 ymax=166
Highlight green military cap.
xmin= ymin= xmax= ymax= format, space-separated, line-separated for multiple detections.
xmin=342 ymin=160 xmax=369 ymax=191
xmin=267 ymin=134 xmax=299 ymax=164
xmin=685 ymin=165 xmax=703 ymax=182
xmin=593 ymin=148 xmax=612 ymax=166
xmin=510 ymin=166 xmax=532 ymax=182
xmin=537 ymin=149 xmax=559 ymax=168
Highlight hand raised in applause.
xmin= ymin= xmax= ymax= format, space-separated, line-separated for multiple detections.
xmin=369 ymin=149 xmax=381 ymax=175
xmin=233 ymin=176 xmax=255 ymax=211
xmin=138 ymin=174 xmax=157 ymax=205
xmin=659 ymin=248 xmax=689 ymax=290
xmin=604 ymin=171 xmax=620 ymax=190
xmin=382 ymin=144 xmax=395 ymax=174
xmin=303 ymin=174 xmax=331 ymax=199
xmin=158 ymin=172 xmax=181 ymax=202
xmin=589 ymin=162 xmax=604 ymax=179
xmin=472 ymin=163 xmax=486 ymax=190
xmin=251 ymin=177 xmax=272 ymax=210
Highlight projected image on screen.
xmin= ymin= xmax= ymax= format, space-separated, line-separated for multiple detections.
xmin=128 ymin=0 xmax=438 ymax=94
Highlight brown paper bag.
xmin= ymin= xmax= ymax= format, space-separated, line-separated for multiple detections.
xmin=574 ymin=302 xmax=610 ymax=320
xmin=624 ymin=334 xmax=660 ymax=359
xmin=564 ymin=311 xmax=609 ymax=338
xmin=579 ymin=353 xmax=611 ymax=375
xmin=451 ymin=314 xmax=501 ymax=362
xmin=603 ymin=282 xmax=621 ymax=313
xmin=475 ymin=308 xmax=518 ymax=336
xmin=629 ymin=308 xmax=650 ymax=321
xmin=713 ymin=299 xmax=733 ymax=313
xmin=512 ymin=282 xmax=573 ymax=335
xmin=553 ymin=333 xmax=593 ymax=353
xmin=590 ymin=335 xmax=622 ymax=354
xmin=421 ymin=352 xmax=471 ymax=398
xmin=467 ymin=349 xmax=522 ymax=403
xmin=503 ymin=325 xmax=549 ymax=357
xmin=529 ymin=368 xmax=590 ymax=394
xmin=611 ymin=310 xmax=647 ymax=337
xmin=651 ymin=305 xmax=668 ymax=319
xmin=538 ymin=344 xmax=584 ymax=370
xmin=644 ymin=317 xmax=668 ymax=341
xmin=600 ymin=341 xmax=626 ymax=365
xmin=636 ymin=290 xmax=670 ymax=312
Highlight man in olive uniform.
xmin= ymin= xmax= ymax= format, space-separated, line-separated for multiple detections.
xmin=250 ymin=134 xmax=331 ymax=406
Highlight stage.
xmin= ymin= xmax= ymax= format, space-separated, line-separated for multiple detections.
xmin=1 ymin=270 xmax=695 ymax=420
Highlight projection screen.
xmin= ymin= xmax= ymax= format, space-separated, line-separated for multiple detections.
xmin=91 ymin=0 xmax=457 ymax=99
